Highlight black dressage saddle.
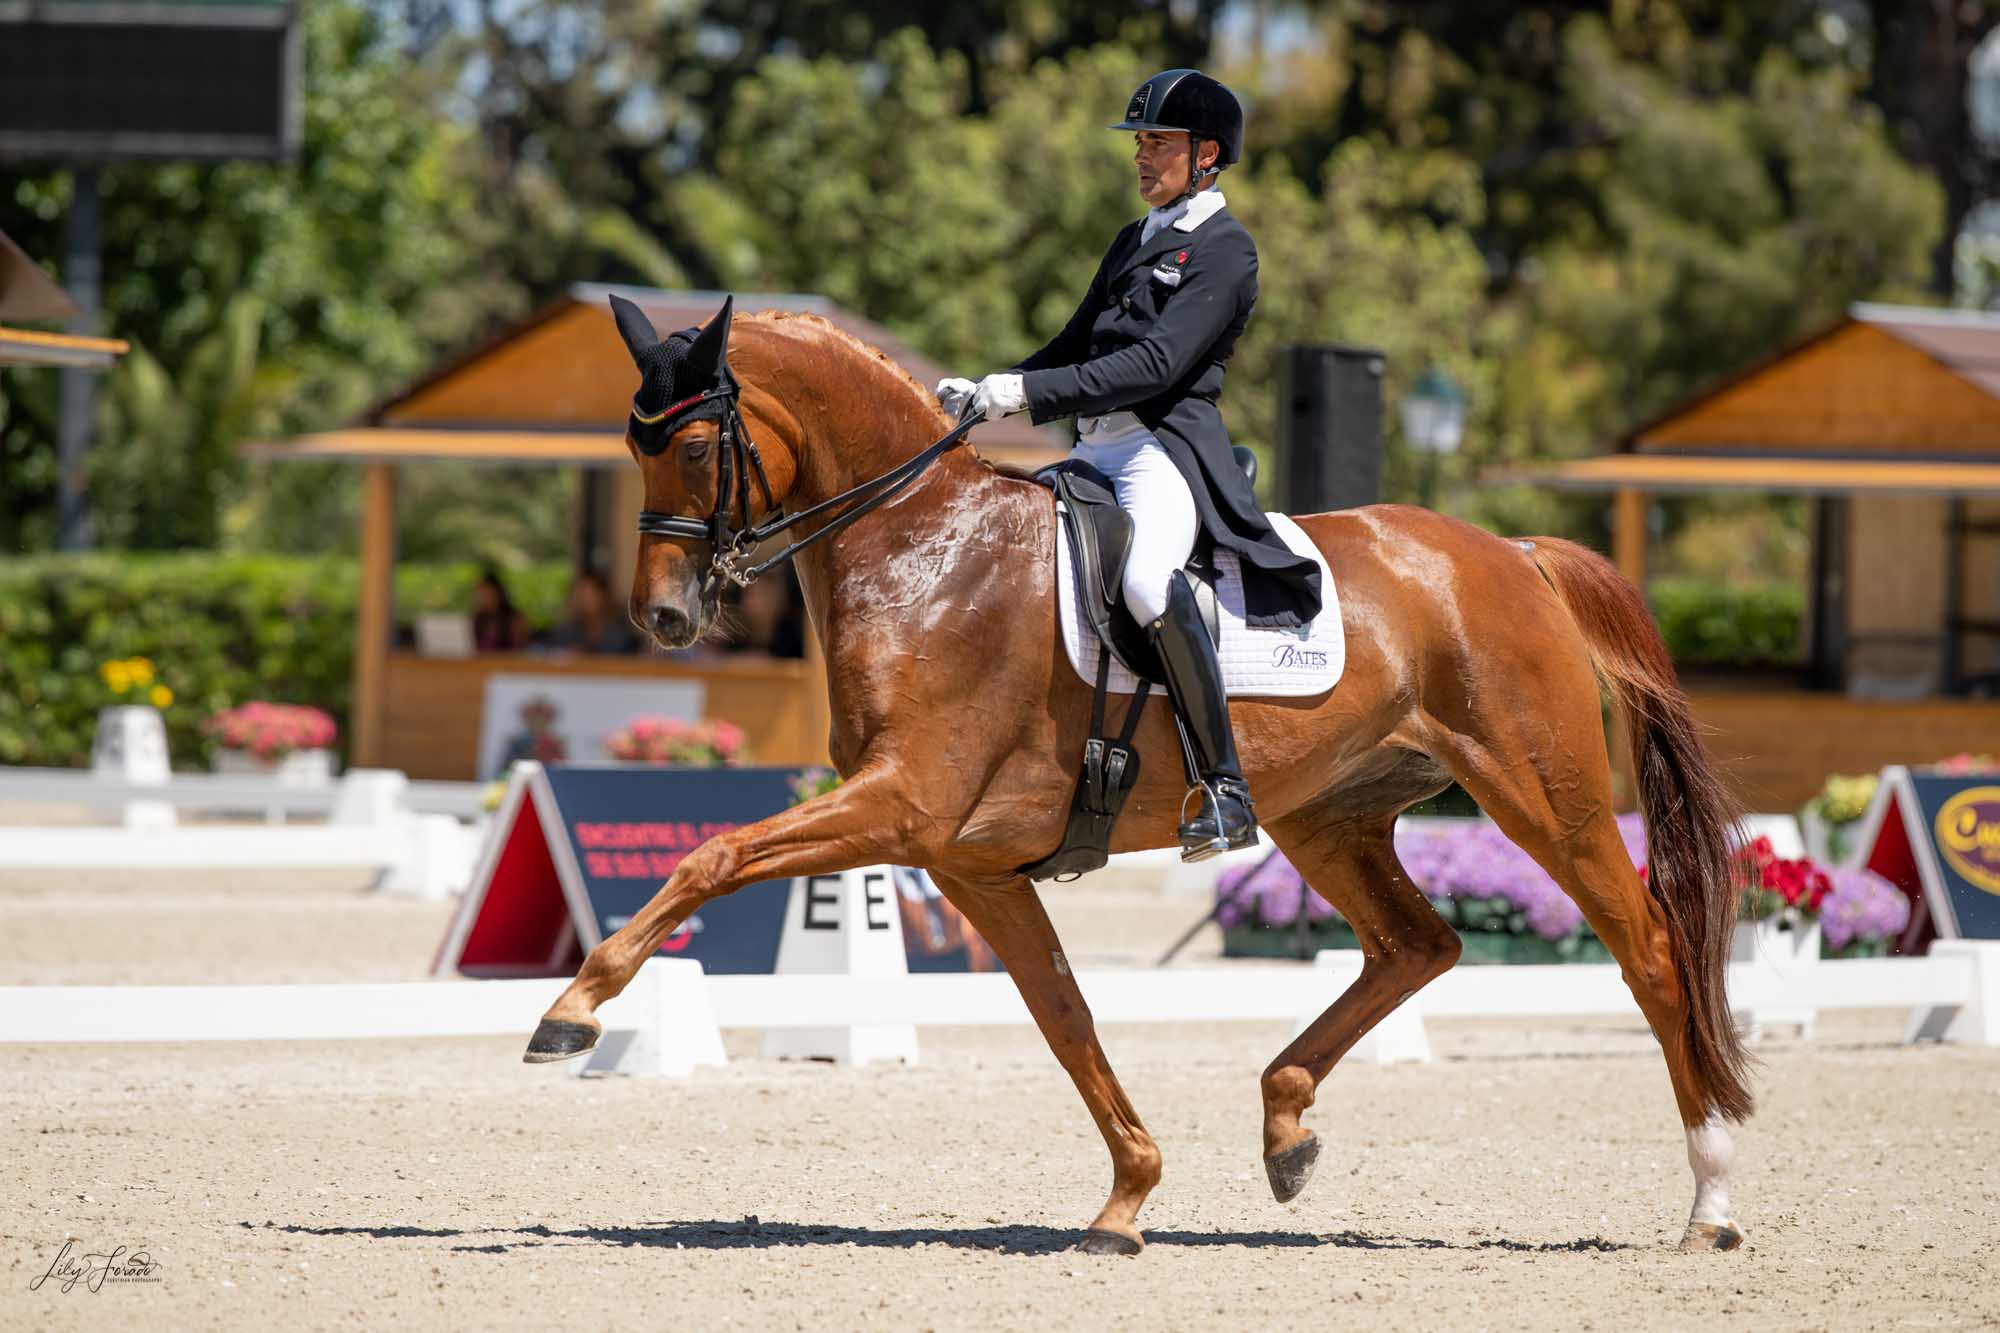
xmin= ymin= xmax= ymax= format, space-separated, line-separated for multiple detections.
xmin=1036 ymin=445 xmax=1257 ymax=682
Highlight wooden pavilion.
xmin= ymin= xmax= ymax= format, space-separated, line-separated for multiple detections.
xmin=1524 ymin=302 xmax=2000 ymax=807
xmin=251 ymin=285 xmax=1066 ymax=779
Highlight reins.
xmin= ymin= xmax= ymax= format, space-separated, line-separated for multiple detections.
xmin=637 ymin=381 xmax=985 ymax=590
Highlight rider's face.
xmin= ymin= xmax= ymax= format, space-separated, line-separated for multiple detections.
xmin=1135 ymin=131 xmax=1216 ymax=208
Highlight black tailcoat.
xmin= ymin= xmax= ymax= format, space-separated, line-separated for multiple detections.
xmin=1012 ymin=204 xmax=1321 ymax=629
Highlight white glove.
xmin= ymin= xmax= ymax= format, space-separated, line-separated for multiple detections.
xmin=934 ymin=376 xmax=976 ymax=418
xmin=970 ymin=372 xmax=1028 ymax=420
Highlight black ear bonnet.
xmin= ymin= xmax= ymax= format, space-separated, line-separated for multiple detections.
xmin=611 ymin=293 xmax=736 ymax=457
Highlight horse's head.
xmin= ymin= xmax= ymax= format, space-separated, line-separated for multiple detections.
xmin=611 ymin=293 xmax=787 ymax=649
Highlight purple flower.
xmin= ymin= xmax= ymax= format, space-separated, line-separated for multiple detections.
xmin=1213 ymin=853 xmax=1332 ymax=929
xmin=1388 ymin=818 xmax=1631 ymax=941
xmin=1819 ymin=866 xmax=1911 ymax=950
xmin=1218 ymin=815 xmax=1652 ymax=943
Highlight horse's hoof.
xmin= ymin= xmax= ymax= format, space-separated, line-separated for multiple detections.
xmin=523 ymin=1018 xmax=600 ymax=1064
xmin=1074 ymin=1228 xmax=1143 ymax=1256
xmin=1264 ymin=1132 xmax=1321 ymax=1204
xmin=1678 ymin=1221 xmax=1744 ymax=1252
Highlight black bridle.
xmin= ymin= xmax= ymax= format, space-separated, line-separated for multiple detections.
xmin=634 ymin=370 xmax=984 ymax=592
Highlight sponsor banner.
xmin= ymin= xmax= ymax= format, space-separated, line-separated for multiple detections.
xmin=1852 ymin=767 xmax=2000 ymax=946
xmin=434 ymin=763 xmax=999 ymax=976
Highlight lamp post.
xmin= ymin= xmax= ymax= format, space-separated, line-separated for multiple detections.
xmin=1399 ymin=366 xmax=1468 ymax=511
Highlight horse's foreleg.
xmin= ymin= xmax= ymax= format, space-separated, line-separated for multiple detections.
xmin=929 ymin=871 xmax=1161 ymax=1256
xmin=1256 ymin=809 xmax=1460 ymax=1204
xmin=525 ymin=768 xmax=912 ymax=1062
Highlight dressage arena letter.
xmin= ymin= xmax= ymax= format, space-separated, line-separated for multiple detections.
xmin=804 ymin=876 xmax=841 ymax=930
xmin=764 ymin=866 xmax=919 ymax=1064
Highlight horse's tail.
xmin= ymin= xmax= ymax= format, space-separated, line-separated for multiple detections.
xmin=1524 ymin=537 xmax=1754 ymax=1124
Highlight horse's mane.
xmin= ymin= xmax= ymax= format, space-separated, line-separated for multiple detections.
xmin=746 ymin=310 xmax=1041 ymax=481
xmin=748 ymin=310 xmax=953 ymax=431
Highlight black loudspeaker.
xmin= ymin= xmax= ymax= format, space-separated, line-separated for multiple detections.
xmin=1274 ymin=344 xmax=1385 ymax=515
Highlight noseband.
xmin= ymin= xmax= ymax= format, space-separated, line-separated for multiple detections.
xmin=633 ymin=351 xmax=983 ymax=592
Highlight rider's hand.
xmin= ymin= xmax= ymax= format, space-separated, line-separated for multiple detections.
xmin=970 ymin=373 xmax=1028 ymax=420
xmin=934 ymin=377 xmax=976 ymax=418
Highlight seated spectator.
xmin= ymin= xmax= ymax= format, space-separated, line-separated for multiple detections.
xmin=721 ymin=570 xmax=806 ymax=659
xmin=547 ymin=568 xmax=638 ymax=655
xmin=471 ymin=568 xmax=532 ymax=654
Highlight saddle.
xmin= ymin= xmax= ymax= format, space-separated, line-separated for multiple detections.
xmin=1038 ymin=451 xmax=1255 ymax=682
xmin=1017 ymin=447 xmax=1259 ymax=882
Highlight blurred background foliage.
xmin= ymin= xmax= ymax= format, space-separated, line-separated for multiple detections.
xmin=0 ymin=555 xmax=570 ymax=766
xmin=2 ymin=0 xmax=1994 ymax=671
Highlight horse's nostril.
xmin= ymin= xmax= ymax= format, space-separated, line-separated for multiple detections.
xmin=647 ymin=604 xmax=692 ymax=641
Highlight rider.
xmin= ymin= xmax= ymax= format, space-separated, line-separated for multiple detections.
xmin=937 ymin=69 xmax=1322 ymax=862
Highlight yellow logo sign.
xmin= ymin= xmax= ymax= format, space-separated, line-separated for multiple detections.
xmin=1935 ymin=787 xmax=2000 ymax=897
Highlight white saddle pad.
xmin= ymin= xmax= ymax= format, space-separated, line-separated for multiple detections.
xmin=1056 ymin=509 xmax=1343 ymax=697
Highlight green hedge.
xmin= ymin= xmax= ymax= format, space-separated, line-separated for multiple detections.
xmin=1649 ymin=575 xmax=1803 ymax=666
xmin=0 ymin=555 xmax=568 ymax=768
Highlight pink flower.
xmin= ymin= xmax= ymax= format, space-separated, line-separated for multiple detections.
xmin=203 ymin=703 xmax=338 ymax=759
xmin=604 ymin=715 xmax=748 ymax=765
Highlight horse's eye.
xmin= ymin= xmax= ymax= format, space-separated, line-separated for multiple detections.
xmin=684 ymin=437 xmax=713 ymax=462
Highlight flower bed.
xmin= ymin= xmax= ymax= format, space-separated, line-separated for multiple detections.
xmin=1220 ymin=813 xmax=1908 ymax=963
xmin=203 ymin=702 xmax=338 ymax=762
xmin=604 ymin=716 xmax=745 ymax=766
xmin=1218 ymin=816 xmax=1643 ymax=963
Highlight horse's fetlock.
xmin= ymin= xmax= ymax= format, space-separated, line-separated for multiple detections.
xmin=1260 ymin=1063 xmax=1315 ymax=1118
xmin=1126 ymin=1140 xmax=1163 ymax=1191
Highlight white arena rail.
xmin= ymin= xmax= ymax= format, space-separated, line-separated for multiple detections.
xmin=0 ymin=769 xmax=481 ymax=898
xmin=0 ymin=764 xmax=486 ymax=821
xmin=0 ymin=959 xmax=724 ymax=1076
xmin=1 ymin=947 xmax=1992 ymax=1075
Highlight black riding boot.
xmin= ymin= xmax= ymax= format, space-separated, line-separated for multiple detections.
xmin=1149 ymin=570 xmax=1257 ymax=862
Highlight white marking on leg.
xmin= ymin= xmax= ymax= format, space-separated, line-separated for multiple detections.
xmin=1685 ymin=1114 xmax=1735 ymax=1227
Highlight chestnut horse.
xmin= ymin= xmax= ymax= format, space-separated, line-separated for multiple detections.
xmin=527 ymin=300 xmax=1753 ymax=1255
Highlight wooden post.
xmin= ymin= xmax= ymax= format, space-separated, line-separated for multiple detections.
xmin=1613 ymin=486 xmax=1648 ymax=589
xmin=801 ymin=602 xmax=834 ymax=767
xmin=607 ymin=467 xmax=644 ymax=611
xmin=352 ymin=462 xmax=397 ymax=767
xmin=1607 ymin=486 xmax=1650 ymax=811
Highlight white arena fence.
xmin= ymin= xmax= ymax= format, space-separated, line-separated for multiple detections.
xmin=1 ymin=944 xmax=1992 ymax=1074
xmin=0 ymin=763 xmax=486 ymax=821
xmin=0 ymin=767 xmax=484 ymax=899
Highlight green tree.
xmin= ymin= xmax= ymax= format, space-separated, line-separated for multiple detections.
xmin=0 ymin=0 xmax=518 ymax=552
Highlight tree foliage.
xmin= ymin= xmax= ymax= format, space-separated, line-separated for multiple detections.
xmin=0 ymin=0 xmax=1967 ymax=555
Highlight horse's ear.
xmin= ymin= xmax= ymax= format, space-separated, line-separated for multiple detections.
xmin=608 ymin=293 xmax=660 ymax=365
xmin=684 ymin=294 xmax=734 ymax=377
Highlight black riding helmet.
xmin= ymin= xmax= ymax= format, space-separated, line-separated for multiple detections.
xmin=1110 ymin=69 xmax=1243 ymax=197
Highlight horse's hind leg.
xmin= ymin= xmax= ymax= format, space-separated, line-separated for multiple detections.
xmin=1257 ymin=806 xmax=1461 ymax=1204
xmin=1433 ymin=706 xmax=1745 ymax=1251
xmin=928 ymin=870 xmax=1161 ymax=1256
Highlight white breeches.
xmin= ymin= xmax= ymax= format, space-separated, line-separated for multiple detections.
xmin=1070 ymin=422 xmax=1199 ymax=625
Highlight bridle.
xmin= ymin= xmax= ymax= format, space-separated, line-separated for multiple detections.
xmin=632 ymin=336 xmax=983 ymax=593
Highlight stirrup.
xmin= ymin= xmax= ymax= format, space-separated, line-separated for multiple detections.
xmin=1176 ymin=779 xmax=1255 ymax=863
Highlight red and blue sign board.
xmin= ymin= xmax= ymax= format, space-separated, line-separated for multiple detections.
xmin=433 ymin=763 xmax=997 ymax=977
xmin=1853 ymin=767 xmax=2000 ymax=949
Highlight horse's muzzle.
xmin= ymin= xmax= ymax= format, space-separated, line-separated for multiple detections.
xmin=638 ymin=601 xmax=698 ymax=648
